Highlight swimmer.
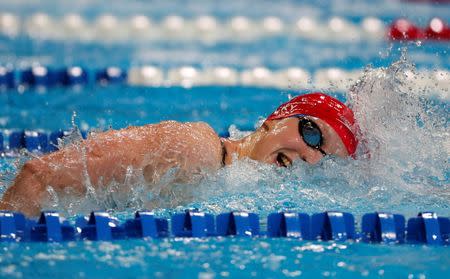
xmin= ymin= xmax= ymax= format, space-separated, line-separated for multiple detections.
xmin=0 ymin=92 xmax=358 ymax=216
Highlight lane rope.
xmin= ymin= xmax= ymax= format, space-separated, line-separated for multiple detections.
xmin=1 ymin=13 xmax=387 ymax=42
xmin=1 ymin=65 xmax=449 ymax=98
xmin=2 ymin=13 xmax=449 ymax=42
xmin=0 ymin=210 xmax=448 ymax=245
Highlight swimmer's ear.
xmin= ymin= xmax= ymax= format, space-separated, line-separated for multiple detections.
xmin=261 ymin=119 xmax=282 ymax=132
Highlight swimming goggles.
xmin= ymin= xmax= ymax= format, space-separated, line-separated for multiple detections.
xmin=298 ymin=117 xmax=327 ymax=156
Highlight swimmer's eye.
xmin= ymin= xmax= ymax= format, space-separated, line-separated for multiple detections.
xmin=298 ymin=117 xmax=327 ymax=156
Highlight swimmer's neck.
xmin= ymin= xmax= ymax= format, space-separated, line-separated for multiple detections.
xmin=220 ymin=129 xmax=263 ymax=165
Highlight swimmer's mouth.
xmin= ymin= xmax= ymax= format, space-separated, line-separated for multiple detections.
xmin=276 ymin=152 xmax=292 ymax=168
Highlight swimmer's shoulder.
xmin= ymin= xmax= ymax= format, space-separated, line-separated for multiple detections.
xmin=142 ymin=121 xmax=223 ymax=171
xmin=185 ymin=121 xmax=219 ymax=138
xmin=142 ymin=120 xmax=218 ymax=137
xmin=97 ymin=121 xmax=218 ymax=143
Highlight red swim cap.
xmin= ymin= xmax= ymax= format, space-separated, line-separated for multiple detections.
xmin=266 ymin=93 xmax=358 ymax=156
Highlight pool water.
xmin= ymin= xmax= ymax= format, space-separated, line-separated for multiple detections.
xmin=1 ymin=238 xmax=449 ymax=279
xmin=1 ymin=0 xmax=449 ymax=278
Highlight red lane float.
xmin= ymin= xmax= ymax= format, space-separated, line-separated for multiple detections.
xmin=425 ymin=17 xmax=450 ymax=40
xmin=389 ymin=18 xmax=450 ymax=41
xmin=388 ymin=18 xmax=425 ymax=40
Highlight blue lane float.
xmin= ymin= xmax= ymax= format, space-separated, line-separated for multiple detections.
xmin=62 ymin=66 xmax=89 ymax=86
xmin=172 ymin=210 xmax=215 ymax=237
xmin=267 ymin=212 xmax=310 ymax=239
xmin=216 ymin=212 xmax=260 ymax=237
xmin=24 ymin=130 xmax=48 ymax=153
xmin=2 ymin=130 xmax=49 ymax=153
xmin=7 ymin=130 xmax=26 ymax=150
xmin=1 ymin=129 xmax=89 ymax=155
xmin=407 ymin=212 xmax=450 ymax=245
xmin=0 ymin=212 xmax=29 ymax=241
xmin=311 ymin=211 xmax=355 ymax=241
xmin=124 ymin=211 xmax=168 ymax=238
xmin=30 ymin=212 xmax=76 ymax=242
xmin=76 ymin=211 xmax=126 ymax=241
xmin=0 ymin=210 xmax=449 ymax=245
xmin=96 ymin=67 xmax=127 ymax=84
xmin=0 ymin=211 xmax=16 ymax=242
xmin=12 ymin=212 xmax=28 ymax=240
xmin=15 ymin=66 xmax=89 ymax=88
xmin=0 ymin=66 xmax=15 ymax=89
xmin=21 ymin=66 xmax=58 ymax=87
xmin=2 ymin=66 xmax=126 ymax=89
xmin=361 ymin=212 xmax=405 ymax=243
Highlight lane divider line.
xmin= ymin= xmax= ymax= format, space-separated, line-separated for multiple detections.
xmin=0 ymin=210 xmax=448 ymax=245
xmin=1 ymin=65 xmax=449 ymax=98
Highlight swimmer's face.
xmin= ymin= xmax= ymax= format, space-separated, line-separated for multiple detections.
xmin=248 ymin=117 xmax=349 ymax=167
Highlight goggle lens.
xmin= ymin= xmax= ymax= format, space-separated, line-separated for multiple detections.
xmin=301 ymin=121 xmax=322 ymax=147
xmin=298 ymin=118 xmax=327 ymax=157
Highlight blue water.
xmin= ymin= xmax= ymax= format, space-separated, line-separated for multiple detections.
xmin=1 ymin=0 xmax=450 ymax=278
xmin=1 ymin=238 xmax=449 ymax=279
xmin=0 ymin=86 xmax=296 ymax=133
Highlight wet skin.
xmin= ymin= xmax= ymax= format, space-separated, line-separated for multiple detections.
xmin=222 ymin=117 xmax=349 ymax=167
xmin=0 ymin=118 xmax=348 ymax=216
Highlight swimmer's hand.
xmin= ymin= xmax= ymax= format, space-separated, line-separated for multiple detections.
xmin=0 ymin=121 xmax=223 ymax=216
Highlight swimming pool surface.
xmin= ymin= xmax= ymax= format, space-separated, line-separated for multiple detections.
xmin=0 ymin=0 xmax=449 ymax=278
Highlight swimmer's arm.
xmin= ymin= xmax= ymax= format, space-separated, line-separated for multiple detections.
xmin=0 ymin=122 xmax=223 ymax=216
xmin=0 ymin=128 xmax=148 ymax=216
